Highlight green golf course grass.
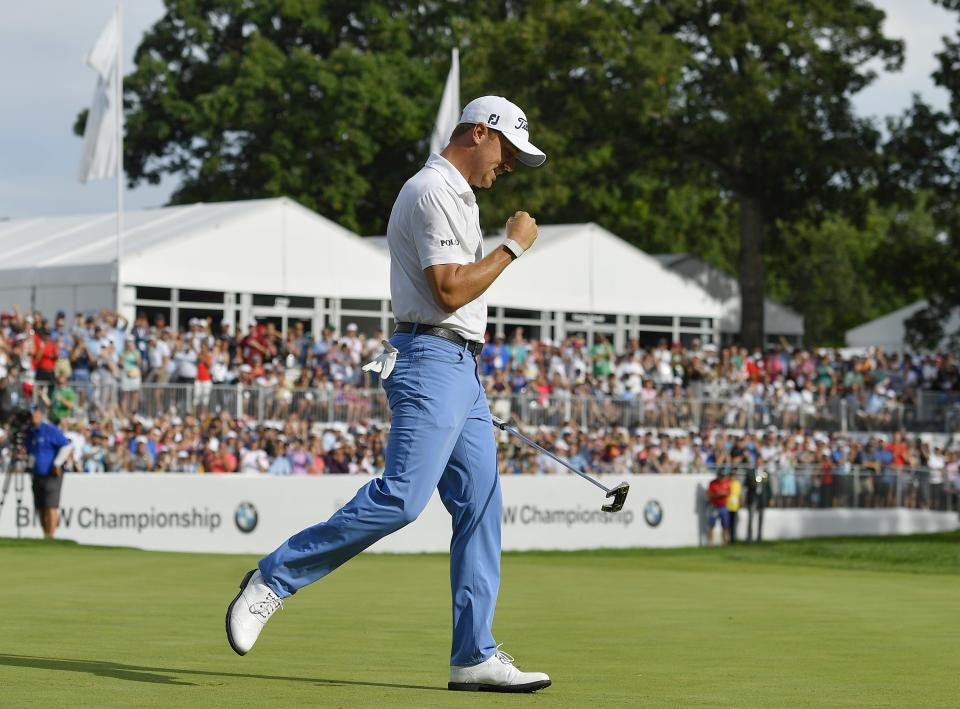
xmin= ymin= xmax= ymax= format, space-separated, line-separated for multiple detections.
xmin=1 ymin=533 xmax=957 ymax=708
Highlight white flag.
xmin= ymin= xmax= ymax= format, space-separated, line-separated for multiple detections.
xmin=78 ymin=10 xmax=121 ymax=183
xmin=429 ymin=48 xmax=460 ymax=155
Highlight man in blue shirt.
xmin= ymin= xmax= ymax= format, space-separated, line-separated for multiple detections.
xmin=26 ymin=405 xmax=71 ymax=538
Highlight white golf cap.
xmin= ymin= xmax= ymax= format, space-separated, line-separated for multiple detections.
xmin=459 ymin=95 xmax=546 ymax=167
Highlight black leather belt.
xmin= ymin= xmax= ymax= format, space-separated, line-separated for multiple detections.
xmin=394 ymin=322 xmax=484 ymax=356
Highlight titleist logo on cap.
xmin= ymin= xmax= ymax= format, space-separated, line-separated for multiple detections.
xmin=486 ymin=113 xmax=529 ymax=132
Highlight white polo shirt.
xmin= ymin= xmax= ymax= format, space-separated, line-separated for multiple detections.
xmin=387 ymin=153 xmax=486 ymax=342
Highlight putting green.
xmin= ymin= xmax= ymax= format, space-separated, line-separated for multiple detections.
xmin=1 ymin=534 xmax=957 ymax=707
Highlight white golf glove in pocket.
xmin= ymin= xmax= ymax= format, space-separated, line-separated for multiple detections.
xmin=362 ymin=340 xmax=399 ymax=380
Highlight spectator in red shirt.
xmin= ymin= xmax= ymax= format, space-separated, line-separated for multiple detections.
xmin=34 ymin=329 xmax=58 ymax=383
xmin=707 ymin=470 xmax=732 ymax=545
xmin=204 ymin=439 xmax=238 ymax=473
xmin=889 ymin=431 xmax=909 ymax=467
xmin=195 ymin=342 xmax=213 ymax=415
xmin=240 ymin=320 xmax=269 ymax=365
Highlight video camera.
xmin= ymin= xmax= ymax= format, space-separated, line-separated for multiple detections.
xmin=3 ymin=407 xmax=32 ymax=456
xmin=0 ymin=407 xmax=30 ymax=533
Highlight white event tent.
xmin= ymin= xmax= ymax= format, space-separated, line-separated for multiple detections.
xmin=0 ymin=198 xmax=392 ymax=336
xmin=846 ymin=300 xmax=960 ymax=354
xmin=655 ymin=253 xmax=804 ymax=346
xmin=2 ymin=201 xmax=723 ymax=348
xmin=479 ymin=224 xmax=723 ymax=349
xmin=369 ymin=223 xmax=724 ymax=349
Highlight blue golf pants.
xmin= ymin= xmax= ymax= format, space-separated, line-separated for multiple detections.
xmin=258 ymin=331 xmax=502 ymax=666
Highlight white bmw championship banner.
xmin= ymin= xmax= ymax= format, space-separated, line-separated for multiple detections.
xmin=0 ymin=474 xmax=954 ymax=552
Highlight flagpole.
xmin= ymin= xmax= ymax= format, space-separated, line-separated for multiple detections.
xmin=115 ymin=0 xmax=124 ymax=315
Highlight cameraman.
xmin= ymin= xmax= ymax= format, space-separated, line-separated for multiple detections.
xmin=25 ymin=404 xmax=71 ymax=539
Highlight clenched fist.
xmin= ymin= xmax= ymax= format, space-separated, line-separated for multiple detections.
xmin=506 ymin=211 xmax=538 ymax=251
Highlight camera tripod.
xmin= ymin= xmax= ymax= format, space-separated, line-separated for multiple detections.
xmin=0 ymin=451 xmax=27 ymax=539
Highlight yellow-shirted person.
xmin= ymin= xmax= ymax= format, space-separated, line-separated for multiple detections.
xmin=726 ymin=474 xmax=743 ymax=544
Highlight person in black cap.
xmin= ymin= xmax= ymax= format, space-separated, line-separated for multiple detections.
xmin=25 ymin=405 xmax=72 ymax=538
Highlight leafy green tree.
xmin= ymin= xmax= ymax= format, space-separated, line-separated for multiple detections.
xmin=75 ymin=0 xmax=910 ymax=351
xmin=770 ymin=197 xmax=940 ymax=346
xmin=881 ymin=0 xmax=960 ymax=349
xmin=78 ymin=0 xmax=732 ymax=246
xmin=78 ymin=0 xmax=458 ymax=234
xmin=638 ymin=0 xmax=902 ymax=348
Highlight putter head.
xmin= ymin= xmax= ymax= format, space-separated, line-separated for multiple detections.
xmin=602 ymin=482 xmax=630 ymax=513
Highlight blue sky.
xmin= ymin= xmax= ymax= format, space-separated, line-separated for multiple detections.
xmin=0 ymin=0 xmax=955 ymax=220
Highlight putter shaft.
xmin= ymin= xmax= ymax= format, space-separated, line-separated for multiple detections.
xmin=491 ymin=416 xmax=611 ymax=493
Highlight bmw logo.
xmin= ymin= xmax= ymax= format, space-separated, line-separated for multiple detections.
xmin=234 ymin=502 xmax=259 ymax=534
xmin=643 ymin=500 xmax=663 ymax=528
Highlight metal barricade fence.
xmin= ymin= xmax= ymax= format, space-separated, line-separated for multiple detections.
xmin=675 ymin=464 xmax=957 ymax=512
xmin=21 ymin=381 xmax=960 ymax=432
xmin=14 ymin=380 xmax=960 ymax=510
xmin=491 ymin=394 xmax=916 ymax=433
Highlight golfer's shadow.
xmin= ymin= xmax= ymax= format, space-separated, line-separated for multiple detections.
xmin=0 ymin=653 xmax=445 ymax=692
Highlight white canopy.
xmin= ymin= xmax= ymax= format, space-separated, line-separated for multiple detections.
xmin=0 ymin=198 xmax=390 ymax=315
xmin=1 ymin=204 xmax=722 ymax=338
xmin=656 ymin=253 xmax=804 ymax=338
xmin=846 ymin=300 xmax=960 ymax=354
xmin=480 ymin=224 xmax=723 ymax=318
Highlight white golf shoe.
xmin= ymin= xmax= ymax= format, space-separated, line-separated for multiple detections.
xmin=225 ymin=568 xmax=283 ymax=656
xmin=448 ymin=647 xmax=551 ymax=693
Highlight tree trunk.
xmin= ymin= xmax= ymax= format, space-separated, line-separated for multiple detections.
xmin=738 ymin=195 xmax=765 ymax=350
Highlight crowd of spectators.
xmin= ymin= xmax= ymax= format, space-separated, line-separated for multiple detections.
xmin=2 ymin=308 xmax=959 ymax=427
xmin=480 ymin=331 xmax=960 ymax=432
xmin=0 ymin=309 xmax=960 ymax=406
xmin=496 ymin=425 xmax=959 ymax=510
xmin=0 ymin=307 xmax=959 ymax=509
xmin=0 ymin=307 xmax=389 ymax=421
xmin=0 ymin=407 xmax=955 ymax=510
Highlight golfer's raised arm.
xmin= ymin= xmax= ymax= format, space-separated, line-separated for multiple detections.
xmin=425 ymin=211 xmax=538 ymax=312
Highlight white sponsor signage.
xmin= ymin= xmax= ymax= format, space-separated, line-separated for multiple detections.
xmin=569 ymin=313 xmax=606 ymax=324
xmin=0 ymin=474 xmax=954 ymax=553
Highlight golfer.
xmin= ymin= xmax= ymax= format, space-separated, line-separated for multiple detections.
xmin=227 ymin=96 xmax=550 ymax=693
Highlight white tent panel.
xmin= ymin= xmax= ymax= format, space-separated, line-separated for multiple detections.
xmin=0 ymin=198 xmax=393 ymax=317
xmin=482 ymin=224 xmax=723 ymax=318
xmin=75 ymin=284 xmax=117 ymax=315
xmin=0 ymin=213 xmax=117 ymax=267
xmin=2 ymin=204 xmax=727 ymax=328
xmin=121 ymin=205 xmax=287 ymax=293
xmin=90 ymin=198 xmax=392 ymax=298
xmin=0 ymin=287 xmax=32 ymax=313
xmin=33 ymin=286 xmax=75 ymax=316
xmin=717 ymin=296 xmax=804 ymax=338
xmin=280 ymin=201 xmax=389 ymax=299
xmin=656 ymin=253 xmax=804 ymax=338
xmin=0 ymin=263 xmax=117 ymax=315
xmin=846 ymin=300 xmax=960 ymax=353
xmin=482 ymin=225 xmax=592 ymax=311
xmin=846 ymin=301 xmax=927 ymax=353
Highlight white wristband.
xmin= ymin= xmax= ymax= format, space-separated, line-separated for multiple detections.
xmin=503 ymin=239 xmax=524 ymax=260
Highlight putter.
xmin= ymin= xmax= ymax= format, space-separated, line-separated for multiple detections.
xmin=491 ymin=416 xmax=630 ymax=513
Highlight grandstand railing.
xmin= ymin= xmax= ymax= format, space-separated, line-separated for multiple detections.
xmin=32 ymin=382 xmax=960 ymax=433
xmin=564 ymin=463 xmax=957 ymax=513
